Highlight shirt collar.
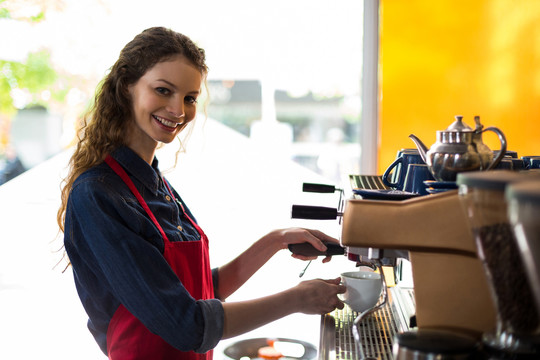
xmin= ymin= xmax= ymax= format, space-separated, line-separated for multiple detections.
xmin=111 ymin=146 xmax=161 ymax=195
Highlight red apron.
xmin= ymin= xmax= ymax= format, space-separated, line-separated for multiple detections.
xmin=104 ymin=155 xmax=214 ymax=360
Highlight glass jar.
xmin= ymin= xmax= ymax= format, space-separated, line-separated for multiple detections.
xmin=457 ymin=170 xmax=540 ymax=354
xmin=506 ymin=179 xmax=540 ymax=318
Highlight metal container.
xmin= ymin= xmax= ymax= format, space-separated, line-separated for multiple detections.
xmin=409 ymin=115 xmax=507 ymax=182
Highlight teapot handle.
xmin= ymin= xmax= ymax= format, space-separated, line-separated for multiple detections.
xmin=483 ymin=126 xmax=507 ymax=170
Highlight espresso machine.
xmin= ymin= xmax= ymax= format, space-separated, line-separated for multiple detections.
xmin=291 ymin=180 xmax=423 ymax=359
xmin=341 ymin=189 xmax=496 ymax=358
xmin=336 ymin=168 xmax=540 ymax=360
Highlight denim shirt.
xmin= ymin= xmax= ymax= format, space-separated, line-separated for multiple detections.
xmin=64 ymin=146 xmax=224 ymax=355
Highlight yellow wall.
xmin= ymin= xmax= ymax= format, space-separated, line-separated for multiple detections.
xmin=378 ymin=0 xmax=540 ymax=173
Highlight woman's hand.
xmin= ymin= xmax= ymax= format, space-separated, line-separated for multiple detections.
xmin=269 ymin=227 xmax=340 ymax=263
xmin=292 ymin=277 xmax=346 ymax=314
xmin=222 ymin=277 xmax=347 ymax=338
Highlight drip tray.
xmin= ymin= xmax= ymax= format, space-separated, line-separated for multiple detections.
xmin=319 ymin=286 xmax=415 ymax=360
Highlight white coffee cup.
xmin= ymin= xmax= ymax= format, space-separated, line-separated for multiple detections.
xmin=340 ymin=271 xmax=383 ymax=312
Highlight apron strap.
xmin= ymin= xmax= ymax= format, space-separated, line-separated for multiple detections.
xmin=104 ymin=155 xmax=169 ymax=242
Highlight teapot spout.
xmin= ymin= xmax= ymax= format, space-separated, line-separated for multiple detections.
xmin=408 ymin=134 xmax=429 ymax=164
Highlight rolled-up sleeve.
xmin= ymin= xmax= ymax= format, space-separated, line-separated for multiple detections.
xmin=196 ymin=298 xmax=224 ymax=353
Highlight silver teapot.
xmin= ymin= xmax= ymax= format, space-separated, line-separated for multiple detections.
xmin=409 ymin=115 xmax=507 ymax=182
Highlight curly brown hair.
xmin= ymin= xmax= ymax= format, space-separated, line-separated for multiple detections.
xmin=57 ymin=27 xmax=208 ymax=232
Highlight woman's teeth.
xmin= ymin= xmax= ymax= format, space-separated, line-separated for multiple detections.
xmin=153 ymin=115 xmax=179 ymax=128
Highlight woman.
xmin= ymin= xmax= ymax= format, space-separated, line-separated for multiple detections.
xmin=58 ymin=27 xmax=345 ymax=359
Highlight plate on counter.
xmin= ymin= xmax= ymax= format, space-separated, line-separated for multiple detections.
xmin=353 ymin=188 xmax=422 ymax=200
xmin=424 ymin=180 xmax=458 ymax=189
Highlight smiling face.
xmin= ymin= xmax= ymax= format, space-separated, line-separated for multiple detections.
xmin=126 ymin=55 xmax=203 ymax=163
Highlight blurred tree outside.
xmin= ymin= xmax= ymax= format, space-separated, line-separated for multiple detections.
xmin=1 ymin=51 xmax=58 ymax=113
xmin=1 ymin=0 xmax=56 ymax=151
xmin=0 ymin=0 xmax=89 ymax=182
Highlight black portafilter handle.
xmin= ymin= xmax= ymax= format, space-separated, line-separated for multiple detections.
xmin=288 ymin=241 xmax=346 ymax=257
xmin=302 ymin=183 xmax=343 ymax=193
xmin=291 ymin=204 xmax=342 ymax=220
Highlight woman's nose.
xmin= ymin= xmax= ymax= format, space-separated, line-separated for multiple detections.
xmin=167 ymin=101 xmax=185 ymax=119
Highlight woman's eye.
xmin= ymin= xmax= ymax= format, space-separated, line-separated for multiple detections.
xmin=156 ymin=87 xmax=170 ymax=95
xmin=185 ymin=96 xmax=198 ymax=104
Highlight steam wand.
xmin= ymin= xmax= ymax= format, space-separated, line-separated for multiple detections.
xmin=352 ymin=249 xmax=388 ymax=360
xmin=299 ymin=260 xmax=312 ymax=278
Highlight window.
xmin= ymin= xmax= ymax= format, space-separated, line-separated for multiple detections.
xmin=1 ymin=0 xmax=367 ymax=185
